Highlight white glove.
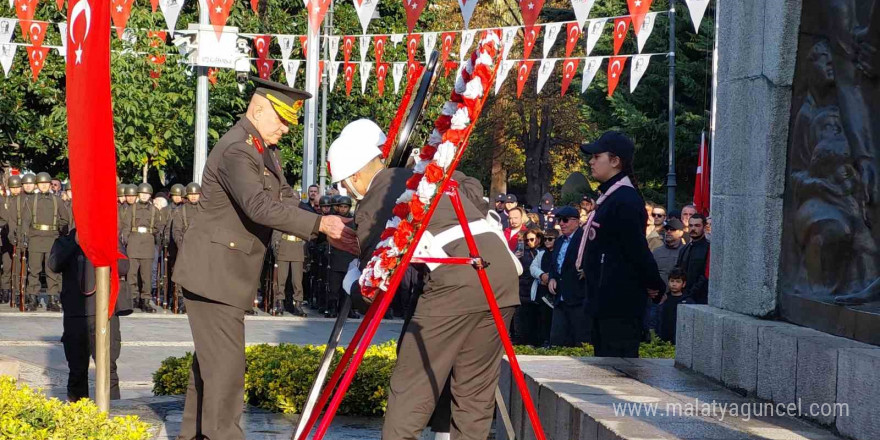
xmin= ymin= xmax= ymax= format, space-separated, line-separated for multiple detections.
xmin=342 ymin=259 xmax=361 ymax=295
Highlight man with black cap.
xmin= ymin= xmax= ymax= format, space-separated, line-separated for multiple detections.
xmin=575 ymin=131 xmax=665 ymax=357
xmin=172 ymin=77 xmax=356 ymax=440
xmin=538 ymin=193 xmax=556 ymax=230
xmin=547 ymin=205 xmax=589 ymax=346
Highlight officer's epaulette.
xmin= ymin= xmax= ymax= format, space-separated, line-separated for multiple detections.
xmin=246 ymin=134 xmax=265 ymax=154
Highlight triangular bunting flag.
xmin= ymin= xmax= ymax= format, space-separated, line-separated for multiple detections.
xmin=422 ymin=32 xmax=437 ymax=62
xmin=390 ymin=33 xmax=404 ymax=47
xmin=15 ymin=0 xmax=38 ymax=39
xmin=26 ymin=45 xmax=49 ymax=81
xmin=278 ymin=35 xmax=296 ymax=61
xmin=56 ymin=0 xmax=63 ymax=10
xmin=250 ymin=0 xmax=258 ymax=14
xmin=636 ymin=11 xmax=658 ymax=53
xmin=208 ymin=67 xmax=218 ymax=84
xmin=307 ymin=0 xmax=332 ymax=33
xmin=494 ymin=59 xmax=515 ymax=95
xmin=585 ymin=18 xmax=605 ymax=56
xmin=258 ymin=58 xmax=274 ymax=79
xmin=376 ymin=62 xmax=389 ymax=96
xmin=560 ymin=57 xmax=579 ymax=96
xmin=612 ymin=17 xmax=630 ymax=55
xmin=328 ymin=35 xmax=340 ymax=61
xmin=535 ymin=58 xmax=556 ymax=94
xmin=406 ymin=33 xmax=420 ymax=62
xmin=685 ymin=0 xmax=710 ymax=33
xmin=109 ymin=0 xmax=135 ymax=39
xmin=403 ymin=0 xmax=427 ymax=33
xmin=207 ymin=0 xmax=235 ymax=38
xmin=373 ymin=35 xmax=386 ymax=63
xmin=408 ymin=60 xmax=421 ymax=78
xmin=0 ymin=43 xmax=16 ymax=77
xmin=147 ymin=30 xmax=167 ymax=48
xmin=0 ymin=19 xmax=17 ymax=44
xmin=500 ymin=26 xmax=516 ymax=60
xmin=457 ymin=0 xmax=478 ymax=28
xmin=629 ymin=53 xmax=650 ymax=92
xmin=458 ymin=29 xmax=475 ymax=60
xmin=607 ymin=55 xmax=626 ymax=96
xmin=522 ymin=25 xmax=538 ymax=60
xmin=359 ymin=35 xmax=370 ymax=62
xmin=519 ymin=0 xmax=544 ymax=27
xmin=564 ymin=22 xmax=580 ymax=58
xmin=343 ymin=61 xmax=355 ymax=96
xmin=283 ymin=59 xmax=301 ymax=87
xmin=57 ymin=22 xmax=67 ymax=59
xmin=26 ymin=21 xmax=47 ymax=47
xmin=515 ymin=60 xmax=534 ymax=98
xmin=159 ymin=0 xmax=184 ymax=37
xmin=580 ymin=56 xmax=601 ymax=93
xmin=329 ymin=61 xmax=341 ymax=89
xmin=542 ymin=22 xmax=561 ymax=58
xmin=360 ymin=61 xmax=372 ymax=94
xmin=571 ymin=0 xmax=594 ymax=29
xmin=343 ymin=36 xmax=354 ymax=63
xmin=392 ymin=61 xmax=405 ymax=94
xmin=318 ymin=60 xmax=325 ymax=87
xmin=626 ymin=0 xmax=653 ymax=34
xmin=254 ymin=35 xmax=271 ymax=60
xmin=352 ymin=0 xmax=380 ymax=34
xmin=443 ymin=60 xmax=457 ymax=77
xmin=300 ymin=35 xmax=309 ymax=58
xmin=439 ymin=32 xmax=455 ymax=65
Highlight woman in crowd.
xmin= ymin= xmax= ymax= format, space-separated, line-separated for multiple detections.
xmin=529 ymin=228 xmax=558 ymax=347
xmin=514 ymin=228 xmax=544 ymax=346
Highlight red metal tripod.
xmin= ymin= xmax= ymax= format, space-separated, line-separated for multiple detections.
xmin=298 ymin=179 xmax=546 ymax=440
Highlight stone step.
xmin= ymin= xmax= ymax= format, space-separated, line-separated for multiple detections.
xmin=497 ymin=356 xmax=844 ymax=440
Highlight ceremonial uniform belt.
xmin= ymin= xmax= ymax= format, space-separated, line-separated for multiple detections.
xmin=32 ymin=224 xmax=57 ymax=231
xmin=281 ymin=233 xmax=302 ymax=242
xmin=132 ymin=226 xmax=150 ymax=233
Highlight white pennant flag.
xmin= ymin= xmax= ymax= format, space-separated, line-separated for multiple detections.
xmin=536 ymin=58 xmax=556 ymax=94
xmin=542 ymin=23 xmax=562 ymax=58
xmin=685 ymin=0 xmax=711 ymax=33
xmin=359 ymin=35 xmax=370 ymax=62
xmin=459 ymin=29 xmax=476 ymax=60
xmin=457 ymin=0 xmax=479 ymax=29
xmin=630 ymin=54 xmax=651 ymax=93
xmin=58 ymin=22 xmax=67 ymax=61
xmin=422 ymin=32 xmax=437 ymax=61
xmin=329 ymin=61 xmax=342 ymax=89
xmin=278 ymin=35 xmax=296 ymax=61
xmin=584 ymin=18 xmax=605 ymax=56
xmin=390 ymin=33 xmax=405 ymax=47
xmin=0 ymin=43 xmax=15 ymax=77
xmin=581 ymin=56 xmax=602 ymax=93
xmin=329 ymin=36 xmax=340 ymax=61
xmin=392 ymin=62 xmax=406 ymax=94
xmin=571 ymin=0 xmax=595 ymax=29
xmin=0 ymin=18 xmax=16 ymax=44
xmin=501 ymin=26 xmax=517 ymax=60
xmin=494 ymin=59 xmax=515 ymax=95
xmin=283 ymin=60 xmax=301 ymax=87
xmin=353 ymin=0 xmax=381 ymax=34
xmin=160 ymin=0 xmax=185 ymax=37
xmin=636 ymin=12 xmax=658 ymax=53
xmin=360 ymin=61 xmax=372 ymax=94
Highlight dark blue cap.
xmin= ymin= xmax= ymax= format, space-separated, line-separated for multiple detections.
xmin=553 ymin=206 xmax=579 ymax=219
xmin=580 ymin=131 xmax=635 ymax=162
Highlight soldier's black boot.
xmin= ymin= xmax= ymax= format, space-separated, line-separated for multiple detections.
xmin=47 ymin=295 xmax=62 ymax=312
xmin=0 ymin=290 xmax=8 ymax=303
xmin=291 ymin=301 xmax=307 ymax=317
xmin=138 ymin=298 xmax=156 ymax=313
xmin=272 ymin=299 xmax=284 ymax=316
xmin=176 ymin=298 xmax=186 ymax=314
xmin=25 ymin=295 xmax=38 ymax=312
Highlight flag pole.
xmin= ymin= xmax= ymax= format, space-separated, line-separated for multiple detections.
xmin=95 ymin=266 xmax=111 ymax=412
xmin=666 ymin=0 xmax=677 ymax=213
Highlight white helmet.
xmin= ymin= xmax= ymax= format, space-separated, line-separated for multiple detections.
xmin=328 ymin=119 xmax=386 ymax=184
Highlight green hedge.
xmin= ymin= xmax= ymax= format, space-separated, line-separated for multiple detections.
xmin=0 ymin=377 xmax=151 ymax=440
xmin=154 ymin=337 xmax=674 ymax=416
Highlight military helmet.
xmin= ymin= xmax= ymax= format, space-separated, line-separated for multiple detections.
xmin=123 ymin=184 xmax=137 ymax=196
xmin=7 ymin=175 xmax=22 ymax=188
xmin=36 ymin=172 xmax=52 ymax=184
xmin=137 ymin=183 xmax=154 ymax=195
xmin=21 ymin=173 xmax=36 ymax=185
xmin=332 ymin=195 xmax=353 ymax=207
xmin=169 ymin=184 xmax=185 ymax=196
xmin=185 ymin=182 xmax=201 ymax=195
xmin=318 ymin=195 xmax=333 ymax=206
xmin=117 ymin=184 xmax=126 ymax=196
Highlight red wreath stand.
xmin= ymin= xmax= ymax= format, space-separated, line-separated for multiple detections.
xmin=297 ymin=178 xmax=547 ymax=440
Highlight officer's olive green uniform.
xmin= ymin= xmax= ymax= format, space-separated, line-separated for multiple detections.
xmin=123 ymin=199 xmax=164 ymax=302
xmin=23 ymin=191 xmax=70 ymax=301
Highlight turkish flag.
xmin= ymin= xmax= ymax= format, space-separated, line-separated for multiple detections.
xmin=306 ymin=0 xmax=331 ymax=33
xmin=627 ymin=0 xmax=653 ymax=34
xmin=67 ymin=0 xmax=123 ymax=318
xmin=406 ymin=33 xmax=420 ymax=62
xmin=109 ymin=0 xmax=134 ymax=39
xmin=342 ymin=36 xmax=354 ymax=63
xmin=300 ymin=35 xmax=308 ymax=58
xmin=560 ymin=57 xmax=579 ymax=96
xmin=148 ymin=53 xmax=165 ymax=79
xmin=150 ymin=0 xmax=158 ymax=12
xmin=522 ymin=25 xmax=538 ymax=60
xmin=208 ymin=67 xmax=218 ymax=85
xmin=519 ymin=0 xmax=544 ymax=27
xmin=15 ymin=0 xmax=38 ymax=38
xmin=56 ymin=0 xmax=63 ymax=10
xmin=344 ymin=61 xmax=354 ymax=96
xmin=439 ymin=32 xmax=455 ymax=65
xmin=147 ymin=30 xmax=166 ymax=48
xmin=612 ymin=17 xmax=630 ymax=55
xmin=607 ymin=56 xmax=626 ymax=96
xmin=403 ymin=0 xmax=427 ymax=33
xmin=693 ymin=131 xmax=711 ymax=215
xmin=376 ymin=62 xmax=389 ymax=96
xmin=374 ymin=35 xmax=387 ymax=64
xmin=407 ymin=60 xmax=421 ymax=78
xmin=564 ymin=22 xmax=580 ymax=58
xmin=250 ymin=0 xmax=258 ymax=13
xmin=26 ymin=21 xmax=48 ymax=47
xmin=254 ymin=34 xmax=271 ymax=60
xmin=318 ymin=60 xmax=325 ymax=87
xmin=207 ymin=0 xmax=235 ymax=38
xmin=515 ymin=60 xmax=534 ymax=98
xmin=258 ymin=59 xmax=274 ymax=79
xmin=26 ymin=45 xmax=49 ymax=81
xmin=443 ymin=60 xmax=457 ymax=78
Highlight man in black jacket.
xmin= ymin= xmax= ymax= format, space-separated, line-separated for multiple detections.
xmin=548 ymin=206 xmax=590 ymax=347
xmin=676 ymin=213 xmax=710 ymax=304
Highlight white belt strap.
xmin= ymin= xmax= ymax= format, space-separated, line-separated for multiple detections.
xmin=414 ymin=218 xmax=523 ymax=274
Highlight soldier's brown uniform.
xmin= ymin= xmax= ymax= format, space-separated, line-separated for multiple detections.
xmin=2 ymin=193 xmax=26 ymax=299
xmin=172 ymin=117 xmax=322 ymax=440
xmin=122 ymin=200 xmax=164 ymax=303
xmin=269 ymin=199 xmax=309 ymax=305
xmin=353 ymin=168 xmax=519 ymax=440
xmin=23 ymin=192 xmax=70 ymax=299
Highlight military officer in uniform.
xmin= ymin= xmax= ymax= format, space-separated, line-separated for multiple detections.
xmin=2 ymin=176 xmax=24 ymax=305
xmin=325 ymin=194 xmax=357 ymax=318
xmin=24 ymin=172 xmax=71 ymax=312
xmin=21 ymin=173 xmax=36 ymax=195
xmin=328 ymin=120 xmax=520 ymax=440
xmin=169 ymin=184 xmax=186 ymax=208
xmin=117 ymin=184 xmax=126 ymax=206
xmin=168 ymin=183 xmax=200 ymax=314
xmin=0 ymin=176 xmax=12 ymax=303
xmin=123 ymin=183 xmax=163 ymax=313
xmin=318 ymin=194 xmax=333 ymax=215
xmin=270 ymin=192 xmax=310 ymax=317
xmin=171 ymin=78 xmax=356 ymax=440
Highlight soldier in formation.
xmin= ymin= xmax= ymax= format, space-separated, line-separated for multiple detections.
xmin=24 ymin=172 xmax=71 ymax=311
xmin=122 ymin=183 xmax=164 ymax=313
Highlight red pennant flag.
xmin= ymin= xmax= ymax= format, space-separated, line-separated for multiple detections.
xmin=15 ymin=0 xmax=38 ymax=38
xmin=254 ymin=34 xmax=271 ymax=60
xmin=56 ymin=0 xmax=63 ymax=10
xmin=407 ymin=60 xmax=422 ymax=78
xmin=208 ymin=67 xmax=218 ymax=85
xmin=439 ymin=32 xmax=455 ymax=66
xmin=26 ymin=21 xmax=48 ymax=47
xmin=627 ymin=0 xmax=653 ymax=34
xmin=443 ymin=60 xmax=457 ymax=78
xmin=109 ymin=0 xmax=135 ymax=39
xmin=607 ymin=56 xmax=626 ymax=96
xmin=208 ymin=0 xmax=235 ymax=38
xmin=343 ymin=61 xmax=354 ymax=96
xmin=299 ymin=35 xmax=309 ymax=59
xmin=522 ymin=25 xmax=539 ymax=60
xmin=406 ymin=33 xmax=420 ymax=62
xmin=519 ymin=0 xmax=544 ymax=27
xmin=67 ymin=0 xmax=123 ymax=318
xmin=26 ymin=45 xmax=49 ymax=81
xmin=403 ymin=0 xmax=427 ymax=34
xmin=564 ymin=22 xmax=580 ymax=58
xmin=343 ymin=36 xmax=354 ymax=63
xmin=258 ymin=59 xmax=274 ymax=79
xmin=376 ymin=62 xmax=389 ymax=96
xmin=147 ymin=30 xmax=166 ymax=48
xmin=150 ymin=0 xmax=158 ymax=12
xmin=373 ymin=35 xmax=387 ymax=64
xmin=560 ymin=57 xmax=579 ymax=96
xmin=306 ymin=0 xmax=331 ymax=33
xmin=148 ymin=53 xmax=166 ymax=79
xmin=612 ymin=17 xmax=630 ymax=55
xmin=515 ymin=60 xmax=534 ymax=98
xmin=318 ymin=60 xmax=325 ymax=87
xmin=693 ymin=131 xmax=711 ymax=215
xmin=250 ymin=0 xmax=258 ymax=14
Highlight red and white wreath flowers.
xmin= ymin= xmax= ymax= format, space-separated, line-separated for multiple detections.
xmin=358 ymin=32 xmax=501 ymax=301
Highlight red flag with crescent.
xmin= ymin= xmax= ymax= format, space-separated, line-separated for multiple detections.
xmin=148 ymin=30 xmax=166 ymax=48
xmin=406 ymin=33 xmax=420 ymax=62
xmin=15 ymin=0 xmax=38 ymax=38
xmin=443 ymin=60 xmax=457 ymax=78
xmin=376 ymin=62 xmax=389 ymax=96
xmin=26 ymin=21 xmax=48 ymax=47
xmin=109 ymin=0 xmax=135 ymax=39
xmin=208 ymin=0 xmax=235 ymax=38
xmin=299 ymin=35 xmax=309 ymax=59
xmin=519 ymin=0 xmax=544 ymax=27
xmin=612 ymin=17 xmax=630 ymax=55
xmin=627 ymin=0 xmax=653 ymax=34
xmin=439 ymin=32 xmax=455 ymax=65
xmin=564 ymin=22 xmax=580 ymax=58
xmin=343 ymin=36 xmax=354 ymax=63
xmin=403 ymin=0 xmax=427 ymax=33
xmin=343 ymin=61 xmax=354 ymax=96
xmin=373 ymin=35 xmax=387 ymax=64
xmin=607 ymin=56 xmax=626 ymax=96
xmin=148 ymin=53 xmax=166 ymax=79
xmin=407 ymin=60 xmax=421 ymax=78
xmin=307 ymin=0 xmax=332 ymax=33
xmin=26 ymin=45 xmax=49 ymax=80
xmin=515 ymin=60 xmax=534 ymax=98
xmin=254 ymin=34 xmax=271 ymax=60
xmin=560 ymin=57 xmax=579 ymax=96
xmin=521 ymin=25 xmax=539 ymax=60
xmin=67 ymin=0 xmax=123 ymax=318
xmin=258 ymin=59 xmax=274 ymax=79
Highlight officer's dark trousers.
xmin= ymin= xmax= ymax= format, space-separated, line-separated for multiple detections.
xmin=27 ymin=251 xmax=60 ymax=295
xmin=382 ymin=307 xmax=514 ymax=440
xmin=275 ymin=260 xmax=304 ymax=302
xmin=128 ymin=258 xmax=153 ymax=300
xmin=62 ymin=315 xmax=121 ymax=401
xmin=591 ymin=317 xmax=642 ymax=358
xmin=327 ymin=271 xmax=344 ymax=310
xmin=178 ymin=290 xmax=245 ymax=440
xmin=0 ymin=242 xmax=12 ymax=289
xmin=549 ymin=302 xmax=591 ymax=347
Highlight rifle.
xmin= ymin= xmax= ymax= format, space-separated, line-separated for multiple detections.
xmin=271 ymin=241 xmax=280 ymax=316
xmin=173 ymin=283 xmax=180 ymax=314
xmin=18 ymin=236 xmax=27 ymax=312
xmin=161 ymin=240 xmax=169 ymax=310
xmin=8 ymin=244 xmax=15 ymax=308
